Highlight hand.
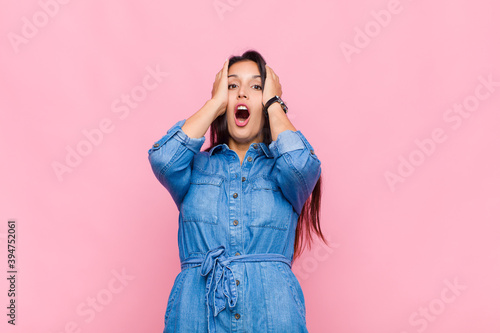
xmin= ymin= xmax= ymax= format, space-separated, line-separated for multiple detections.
xmin=211 ymin=58 xmax=229 ymax=117
xmin=263 ymin=65 xmax=283 ymax=105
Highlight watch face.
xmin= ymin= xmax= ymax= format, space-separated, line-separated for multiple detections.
xmin=277 ymin=97 xmax=288 ymax=113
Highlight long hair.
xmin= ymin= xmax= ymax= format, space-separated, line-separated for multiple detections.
xmin=203 ymin=50 xmax=329 ymax=261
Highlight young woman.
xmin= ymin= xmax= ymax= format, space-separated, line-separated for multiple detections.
xmin=148 ymin=50 xmax=327 ymax=333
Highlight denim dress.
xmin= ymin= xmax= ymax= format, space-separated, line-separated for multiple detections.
xmin=148 ymin=119 xmax=321 ymax=333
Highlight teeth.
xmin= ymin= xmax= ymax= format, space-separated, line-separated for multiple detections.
xmin=237 ymin=105 xmax=248 ymax=111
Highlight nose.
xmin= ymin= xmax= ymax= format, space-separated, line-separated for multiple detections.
xmin=237 ymin=86 xmax=247 ymax=99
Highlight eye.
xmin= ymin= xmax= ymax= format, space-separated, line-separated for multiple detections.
xmin=252 ymin=85 xmax=262 ymax=90
xmin=228 ymin=83 xmax=238 ymax=89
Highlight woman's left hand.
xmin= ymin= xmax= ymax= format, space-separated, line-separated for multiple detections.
xmin=263 ymin=65 xmax=283 ymax=105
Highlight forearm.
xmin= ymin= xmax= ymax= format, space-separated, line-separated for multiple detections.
xmin=181 ymin=99 xmax=222 ymax=139
xmin=267 ymin=103 xmax=296 ymax=142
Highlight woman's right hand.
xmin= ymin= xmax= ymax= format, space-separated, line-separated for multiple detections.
xmin=210 ymin=58 xmax=229 ymax=117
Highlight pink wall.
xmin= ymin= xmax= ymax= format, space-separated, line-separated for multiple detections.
xmin=1 ymin=0 xmax=499 ymax=332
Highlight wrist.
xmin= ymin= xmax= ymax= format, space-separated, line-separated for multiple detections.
xmin=267 ymin=102 xmax=283 ymax=114
xmin=208 ymin=98 xmax=226 ymax=116
xmin=263 ymin=95 xmax=288 ymax=116
xmin=263 ymin=95 xmax=274 ymax=105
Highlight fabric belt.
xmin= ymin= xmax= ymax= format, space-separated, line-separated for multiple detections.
xmin=180 ymin=245 xmax=292 ymax=333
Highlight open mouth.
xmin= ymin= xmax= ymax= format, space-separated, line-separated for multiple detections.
xmin=235 ymin=104 xmax=250 ymax=126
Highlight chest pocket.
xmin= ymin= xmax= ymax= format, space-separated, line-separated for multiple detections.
xmin=181 ymin=171 xmax=223 ymax=224
xmin=250 ymin=176 xmax=292 ymax=231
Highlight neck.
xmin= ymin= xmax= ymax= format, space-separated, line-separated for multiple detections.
xmin=228 ymin=132 xmax=263 ymax=163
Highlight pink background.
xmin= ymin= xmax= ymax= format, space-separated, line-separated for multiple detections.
xmin=1 ymin=0 xmax=499 ymax=332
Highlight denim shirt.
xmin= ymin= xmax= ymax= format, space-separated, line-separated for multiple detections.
xmin=148 ymin=119 xmax=321 ymax=333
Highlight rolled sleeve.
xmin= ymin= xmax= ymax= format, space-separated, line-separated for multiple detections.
xmin=269 ymin=130 xmax=321 ymax=215
xmin=148 ymin=119 xmax=206 ymax=209
xmin=269 ymin=129 xmax=307 ymax=155
xmin=148 ymin=119 xmax=205 ymax=155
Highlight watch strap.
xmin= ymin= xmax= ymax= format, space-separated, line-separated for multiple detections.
xmin=263 ymin=96 xmax=288 ymax=116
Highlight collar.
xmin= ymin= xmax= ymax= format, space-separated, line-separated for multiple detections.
xmin=208 ymin=142 xmax=273 ymax=158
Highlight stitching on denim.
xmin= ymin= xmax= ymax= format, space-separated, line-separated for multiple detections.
xmin=276 ymin=263 xmax=306 ymax=324
xmin=164 ymin=271 xmax=188 ymax=325
xmin=251 ymin=175 xmax=279 ymax=191
xmin=296 ymin=131 xmax=321 ymax=163
xmin=181 ymin=172 xmax=221 ymax=224
xmin=191 ymin=160 xmax=229 ymax=182
xmin=282 ymin=151 xmax=309 ymax=200
xmin=158 ymin=144 xmax=186 ymax=180
xmin=249 ymin=176 xmax=291 ymax=231
xmin=191 ymin=166 xmax=227 ymax=182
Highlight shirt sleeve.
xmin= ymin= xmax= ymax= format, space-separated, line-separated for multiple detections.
xmin=147 ymin=119 xmax=206 ymax=210
xmin=268 ymin=130 xmax=321 ymax=215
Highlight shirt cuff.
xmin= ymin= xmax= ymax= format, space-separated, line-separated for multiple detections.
xmin=269 ymin=130 xmax=306 ymax=157
xmin=148 ymin=119 xmax=206 ymax=155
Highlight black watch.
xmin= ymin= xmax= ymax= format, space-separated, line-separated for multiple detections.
xmin=263 ymin=96 xmax=288 ymax=116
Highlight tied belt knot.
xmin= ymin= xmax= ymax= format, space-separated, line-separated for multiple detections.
xmin=180 ymin=245 xmax=292 ymax=333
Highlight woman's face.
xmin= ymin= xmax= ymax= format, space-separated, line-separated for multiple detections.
xmin=226 ymin=60 xmax=265 ymax=145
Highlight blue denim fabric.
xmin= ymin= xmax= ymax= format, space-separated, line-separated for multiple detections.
xmin=148 ymin=119 xmax=321 ymax=333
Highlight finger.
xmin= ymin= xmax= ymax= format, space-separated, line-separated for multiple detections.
xmin=265 ymin=65 xmax=271 ymax=76
xmin=268 ymin=66 xmax=279 ymax=78
xmin=223 ymin=58 xmax=229 ymax=76
xmin=268 ymin=68 xmax=277 ymax=79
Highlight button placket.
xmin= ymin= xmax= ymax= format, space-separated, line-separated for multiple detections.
xmin=227 ymin=149 xmax=244 ymax=279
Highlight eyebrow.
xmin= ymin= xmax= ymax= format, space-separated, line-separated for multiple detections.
xmin=228 ymin=74 xmax=261 ymax=79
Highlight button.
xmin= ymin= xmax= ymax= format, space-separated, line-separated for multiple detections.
xmin=236 ymin=279 xmax=240 ymax=286
xmin=235 ymin=313 xmax=241 ymax=320
xmin=247 ymin=156 xmax=253 ymax=162
xmin=252 ymin=143 xmax=258 ymax=149
xmin=153 ymin=143 xmax=159 ymax=148
xmin=310 ymin=150 xmax=315 ymax=155
xmin=242 ymin=177 xmax=246 ymax=182
xmin=235 ymin=252 xmax=241 ymax=256
xmin=233 ymin=193 xmax=238 ymax=198
xmin=233 ymin=156 xmax=235 ymax=159
xmin=233 ymin=220 xmax=239 ymax=226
